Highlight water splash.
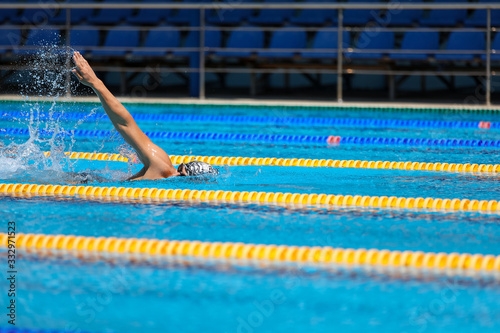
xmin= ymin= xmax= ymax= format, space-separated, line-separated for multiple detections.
xmin=0 ymin=41 xmax=125 ymax=184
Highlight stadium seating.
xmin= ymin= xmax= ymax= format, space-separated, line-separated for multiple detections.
xmin=87 ymin=7 xmax=133 ymax=25
xmin=10 ymin=7 xmax=58 ymax=25
xmin=465 ymin=10 xmax=500 ymax=28
xmin=301 ymin=30 xmax=350 ymax=59
xmin=50 ymin=9 xmax=95 ymax=25
xmin=0 ymin=9 xmax=19 ymax=24
xmin=385 ymin=0 xmax=423 ymax=27
xmin=346 ymin=30 xmax=394 ymax=60
xmin=127 ymin=9 xmax=172 ymax=25
xmin=0 ymin=27 xmax=21 ymax=54
xmin=258 ymin=29 xmax=307 ymax=58
xmin=435 ymin=31 xmax=486 ymax=61
xmin=14 ymin=28 xmax=60 ymax=55
xmin=167 ymin=9 xmax=200 ymax=26
xmin=389 ymin=30 xmax=439 ymax=61
xmin=214 ymin=28 xmax=264 ymax=57
xmin=206 ymin=9 xmax=254 ymax=26
xmin=1 ymin=0 xmax=498 ymax=99
xmin=92 ymin=28 xmax=139 ymax=56
xmin=132 ymin=28 xmax=181 ymax=57
xmin=419 ymin=0 xmax=468 ymax=27
xmin=174 ymin=30 xmax=221 ymax=57
xmin=248 ymin=9 xmax=295 ymax=25
xmin=69 ymin=27 xmax=100 ymax=54
xmin=289 ymin=9 xmax=337 ymax=26
xmin=49 ymin=0 xmax=96 ymax=25
xmin=343 ymin=0 xmax=381 ymax=26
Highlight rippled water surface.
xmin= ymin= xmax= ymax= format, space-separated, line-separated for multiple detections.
xmin=0 ymin=98 xmax=499 ymax=333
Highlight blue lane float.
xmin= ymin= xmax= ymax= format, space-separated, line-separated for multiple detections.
xmin=2 ymin=127 xmax=500 ymax=148
xmin=0 ymin=111 xmax=496 ymax=130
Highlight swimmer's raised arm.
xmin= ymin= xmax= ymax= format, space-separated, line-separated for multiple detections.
xmin=71 ymin=51 xmax=178 ymax=179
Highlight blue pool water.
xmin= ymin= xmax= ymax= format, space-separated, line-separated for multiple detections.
xmin=0 ymin=100 xmax=499 ymax=333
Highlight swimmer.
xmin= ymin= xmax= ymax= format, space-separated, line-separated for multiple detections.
xmin=71 ymin=51 xmax=218 ymax=180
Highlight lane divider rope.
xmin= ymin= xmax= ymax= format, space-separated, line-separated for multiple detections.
xmin=1 ymin=183 xmax=499 ymax=214
xmin=4 ymin=127 xmax=500 ymax=147
xmin=1 ymin=233 xmax=499 ymax=274
xmin=1 ymin=111 xmax=496 ymax=129
xmin=44 ymin=151 xmax=130 ymax=162
xmin=4 ymin=100 xmax=500 ymax=114
xmin=43 ymin=151 xmax=500 ymax=174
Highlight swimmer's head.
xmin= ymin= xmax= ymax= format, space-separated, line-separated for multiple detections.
xmin=177 ymin=161 xmax=219 ymax=177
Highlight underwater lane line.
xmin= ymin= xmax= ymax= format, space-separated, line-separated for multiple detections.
xmin=1 ymin=183 xmax=499 ymax=214
xmin=4 ymin=127 xmax=500 ymax=148
xmin=1 ymin=232 xmax=499 ymax=277
xmin=43 ymin=151 xmax=500 ymax=174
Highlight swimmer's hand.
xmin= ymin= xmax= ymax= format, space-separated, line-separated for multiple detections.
xmin=71 ymin=51 xmax=102 ymax=88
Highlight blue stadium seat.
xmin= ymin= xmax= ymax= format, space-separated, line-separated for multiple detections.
xmin=0 ymin=9 xmax=19 ymax=24
xmin=385 ymin=10 xmax=423 ymax=27
xmin=258 ymin=29 xmax=307 ymax=58
xmin=465 ymin=0 xmax=500 ymax=28
xmin=484 ymin=32 xmax=500 ymax=61
xmin=87 ymin=7 xmax=134 ymax=25
xmin=127 ymin=9 xmax=172 ymax=25
xmin=385 ymin=0 xmax=423 ymax=27
xmin=215 ymin=28 xmax=264 ymax=57
xmin=301 ymin=30 xmax=350 ymax=59
xmin=206 ymin=9 xmax=254 ymax=25
xmin=346 ymin=30 xmax=394 ymax=59
xmin=0 ymin=28 xmax=21 ymax=54
xmin=420 ymin=0 xmax=468 ymax=27
xmin=132 ymin=28 xmax=180 ymax=57
xmin=290 ymin=9 xmax=338 ymax=26
xmin=254 ymin=0 xmax=298 ymax=24
xmin=48 ymin=0 xmax=96 ymax=24
xmin=248 ymin=9 xmax=295 ymax=25
xmin=435 ymin=31 xmax=485 ymax=61
xmin=174 ymin=30 xmax=222 ymax=57
xmin=420 ymin=10 xmax=468 ymax=27
xmin=69 ymin=28 xmax=100 ymax=54
xmin=10 ymin=6 xmax=58 ymax=25
xmin=167 ymin=9 xmax=200 ymax=26
xmin=15 ymin=28 xmax=61 ymax=54
xmin=389 ymin=30 xmax=439 ymax=61
xmin=92 ymin=28 xmax=139 ymax=56
xmin=343 ymin=0 xmax=381 ymax=26
xmin=50 ymin=9 xmax=95 ymax=25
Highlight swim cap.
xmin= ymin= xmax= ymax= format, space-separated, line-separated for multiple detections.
xmin=182 ymin=161 xmax=219 ymax=176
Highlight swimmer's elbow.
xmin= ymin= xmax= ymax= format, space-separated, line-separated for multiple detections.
xmin=117 ymin=113 xmax=135 ymax=127
xmin=113 ymin=115 xmax=138 ymax=134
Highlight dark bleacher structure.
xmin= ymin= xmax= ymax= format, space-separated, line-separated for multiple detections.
xmin=0 ymin=0 xmax=499 ymax=104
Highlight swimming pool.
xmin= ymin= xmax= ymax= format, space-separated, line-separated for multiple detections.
xmin=0 ymin=100 xmax=499 ymax=333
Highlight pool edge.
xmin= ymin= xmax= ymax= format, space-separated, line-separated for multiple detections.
xmin=1 ymin=95 xmax=500 ymax=113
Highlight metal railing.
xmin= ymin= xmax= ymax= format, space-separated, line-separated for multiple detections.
xmin=1 ymin=2 xmax=500 ymax=104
